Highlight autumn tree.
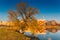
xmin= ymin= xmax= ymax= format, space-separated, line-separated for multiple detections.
xmin=8 ymin=1 xmax=39 ymax=34
xmin=17 ymin=1 xmax=39 ymax=32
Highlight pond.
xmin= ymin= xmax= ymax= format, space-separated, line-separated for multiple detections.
xmin=24 ymin=30 xmax=60 ymax=40
xmin=36 ymin=30 xmax=60 ymax=40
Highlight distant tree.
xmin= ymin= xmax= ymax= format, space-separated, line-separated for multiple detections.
xmin=51 ymin=20 xmax=57 ymax=26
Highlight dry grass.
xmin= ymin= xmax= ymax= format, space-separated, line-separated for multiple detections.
xmin=0 ymin=28 xmax=30 ymax=40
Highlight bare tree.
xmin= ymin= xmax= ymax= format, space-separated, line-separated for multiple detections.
xmin=8 ymin=10 xmax=18 ymax=21
xmin=17 ymin=2 xmax=38 ymax=22
xmin=8 ymin=10 xmax=20 ymax=27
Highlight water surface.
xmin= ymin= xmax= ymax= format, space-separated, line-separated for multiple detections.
xmin=36 ymin=30 xmax=60 ymax=40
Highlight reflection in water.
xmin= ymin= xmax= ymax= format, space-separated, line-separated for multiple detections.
xmin=37 ymin=30 xmax=60 ymax=40
xmin=47 ymin=28 xmax=57 ymax=33
xmin=24 ymin=32 xmax=40 ymax=40
xmin=48 ymin=38 xmax=51 ymax=40
xmin=24 ymin=30 xmax=60 ymax=40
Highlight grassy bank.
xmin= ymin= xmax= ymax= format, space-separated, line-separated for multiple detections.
xmin=0 ymin=28 xmax=30 ymax=40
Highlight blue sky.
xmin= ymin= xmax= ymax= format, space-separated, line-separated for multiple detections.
xmin=0 ymin=0 xmax=60 ymax=22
